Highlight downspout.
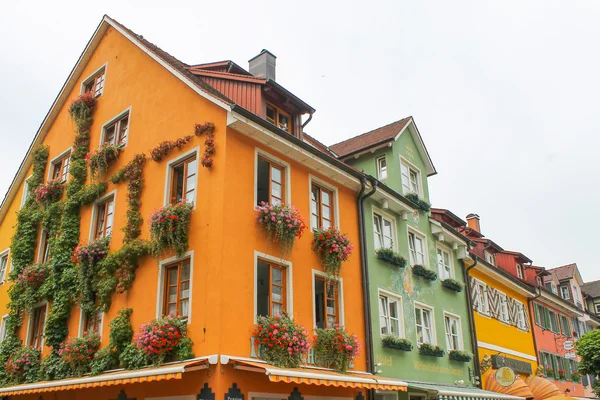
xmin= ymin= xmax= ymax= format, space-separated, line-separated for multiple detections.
xmin=464 ymin=253 xmax=482 ymax=388
xmin=528 ymin=286 xmax=542 ymax=369
xmin=301 ymin=112 xmax=313 ymax=129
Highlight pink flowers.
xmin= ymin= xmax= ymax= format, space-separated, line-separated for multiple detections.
xmin=255 ymin=202 xmax=306 ymax=256
xmin=135 ymin=314 xmax=185 ymax=358
xmin=312 ymin=227 xmax=354 ymax=281
xmin=72 ymin=236 xmax=110 ymax=264
xmin=149 ymin=202 xmax=193 ymax=257
xmin=5 ymin=347 xmax=41 ymax=381
xmin=34 ymin=180 xmax=64 ymax=204
xmin=17 ymin=264 xmax=50 ymax=288
xmin=69 ymin=91 xmax=97 ymax=116
xmin=86 ymin=144 xmax=122 ymax=177
xmin=253 ymin=313 xmax=310 ymax=368
xmin=313 ymin=324 xmax=361 ymax=373
xmin=59 ymin=333 xmax=100 ymax=376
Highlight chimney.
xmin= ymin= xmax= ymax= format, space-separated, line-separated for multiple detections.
xmin=466 ymin=213 xmax=481 ymax=233
xmin=249 ymin=49 xmax=276 ymax=81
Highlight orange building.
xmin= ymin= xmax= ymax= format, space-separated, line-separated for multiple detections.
xmin=0 ymin=16 xmax=406 ymax=399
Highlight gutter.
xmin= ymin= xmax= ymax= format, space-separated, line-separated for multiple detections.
xmin=464 ymin=255 xmax=482 ymax=388
xmin=527 ymin=287 xmax=542 ymax=363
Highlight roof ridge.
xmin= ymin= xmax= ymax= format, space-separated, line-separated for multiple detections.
xmin=330 ymin=116 xmax=411 ymax=148
xmin=582 ymin=279 xmax=600 ymax=285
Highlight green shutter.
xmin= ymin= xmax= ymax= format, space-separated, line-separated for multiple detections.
xmin=534 ymin=304 xmax=541 ymax=326
xmin=543 ymin=308 xmax=551 ymax=330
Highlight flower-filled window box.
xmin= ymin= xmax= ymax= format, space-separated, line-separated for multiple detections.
xmin=17 ymin=263 xmax=50 ymax=289
xmin=441 ymin=278 xmax=464 ymax=293
xmin=545 ymin=366 xmax=555 ymax=378
xmin=419 ymin=343 xmax=445 ymax=357
xmin=312 ymin=228 xmax=354 ymax=283
xmin=69 ymin=92 xmax=97 ymax=120
xmin=448 ymin=350 xmax=472 ymax=362
xmin=571 ymin=372 xmax=581 ymax=383
xmin=149 ymin=202 xmax=193 ymax=257
xmin=86 ymin=144 xmax=122 ymax=178
xmin=381 ymin=335 xmax=412 ymax=351
xmin=59 ymin=332 xmax=101 ymax=377
xmin=256 ymin=202 xmax=306 ymax=256
xmin=405 ymin=193 xmax=431 ymax=213
xmin=5 ymin=346 xmax=41 ymax=385
xmin=412 ymin=264 xmax=438 ymax=281
xmin=558 ymin=369 xmax=566 ymax=380
xmin=313 ymin=325 xmax=360 ymax=373
xmin=34 ymin=180 xmax=64 ymax=205
xmin=252 ymin=313 xmax=310 ymax=368
xmin=376 ymin=248 xmax=406 ymax=268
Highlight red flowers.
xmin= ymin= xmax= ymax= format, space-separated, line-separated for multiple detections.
xmin=135 ymin=314 xmax=185 ymax=358
xmin=34 ymin=180 xmax=64 ymax=204
xmin=149 ymin=202 xmax=193 ymax=257
xmin=256 ymin=202 xmax=307 ymax=256
xmin=312 ymin=227 xmax=354 ymax=282
xmin=59 ymin=333 xmax=100 ymax=377
xmin=17 ymin=264 xmax=50 ymax=288
xmin=313 ymin=325 xmax=360 ymax=373
xmin=252 ymin=313 xmax=310 ymax=368
xmin=68 ymin=92 xmax=97 ymax=118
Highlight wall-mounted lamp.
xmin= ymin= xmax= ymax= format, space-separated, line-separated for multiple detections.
xmin=381 ymin=199 xmax=389 ymax=210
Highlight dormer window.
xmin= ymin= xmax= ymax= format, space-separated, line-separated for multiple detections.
xmin=484 ymin=250 xmax=495 ymax=266
xmin=516 ymin=264 xmax=524 ymax=279
xmin=266 ymin=104 xmax=291 ymax=133
xmin=400 ymin=158 xmax=421 ymax=196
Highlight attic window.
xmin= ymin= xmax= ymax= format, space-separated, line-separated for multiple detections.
xmin=83 ymin=68 xmax=106 ymax=97
xmin=484 ymin=250 xmax=495 ymax=266
xmin=266 ymin=104 xmax=291 ymax=133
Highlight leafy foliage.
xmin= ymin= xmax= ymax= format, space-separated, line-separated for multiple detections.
xmin=577 ymin=329 xmax=600 ymax=396
xmin=312 ymin=228 xmax=354 ymax=284
xmin=73 ymin=236 xmax=110 ymax=315
xmin=90 ymin=308 xmax=134 ymax=375
xmin=252 ymin=313 xmax=310 ymax=368
xmin=419 ymin=343 xmax=445 ymax=357
xmin=448 ymin=349 xmax=472 ymax=362
xmin=149 ymin=202 xmax=193 ymax=257
xmin=86 ymin=144 xmax=122 ymax=179
xmin=135 ymin=314 xmax=191 ymax=366
xmin=110 ymin=153 xmax=146 ymax=242
xmin=59 ymin=332 xmax=101 ymax=377
xmin=34 ymin=180 xmax=64 ymax=204
xmin=405 ymin=193 xmax=431 ymax=212
xmin=313 ymin=325 xmax=360 ymax=373
xmin=381 ymin=335 xmax=413 ymax=351
xmin=376 ymin=248 xmax=406 ymax=267
xmin=441 ymin=278 xmax=464 ymax=292
xmin=5 ymin=346 xmax=41 ymax=385
xmin=412 ymin=264 xmax=438 ymax=281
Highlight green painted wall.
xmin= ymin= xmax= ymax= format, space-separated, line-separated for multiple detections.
xmin=347 ymin=127 xmax=475 ymax=385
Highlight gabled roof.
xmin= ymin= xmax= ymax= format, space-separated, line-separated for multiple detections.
xmin=500 ymin=250 xmax=532 ymax=264
xmin=188 ymin=60 xmax=251 ymax=76
xmin=547 ymin=263 xmax=577 ymax=281
xmin=303 ymin=133 xmax=337 ymax=157
xmin=430 ymin=208 xmax=467 ymax=229
xmin=582 ymin=280 xmax=600 ymax=298
xmin=329 ymin=117 xmax=437 ymax=176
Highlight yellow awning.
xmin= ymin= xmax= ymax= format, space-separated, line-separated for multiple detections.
xmin=0 ymin=357 xmax=210 ymax=397
xmin=228 ymin=358 xmax=407 ymax=391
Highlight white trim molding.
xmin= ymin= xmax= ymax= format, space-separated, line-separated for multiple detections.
xmin=46 ymin=147 xmax=73 ymax=183
xmin=311 ymin=269 xmax=345 ymax=329
xmin=99 ymin=106 xmax=133 ymax=147
xmin=0 ymin=248 xmax=9 ymax=284
xmin=254 ymin=148 xmax=292 ymax=208
xmin=80 ymin=62 xmax=108 ymax=95
xmin=372 ymin=206 xmax=399 ymax=252
xmin=253 ymin=250 xmax=293 ymax=324
xmin=156 ymin=250 xmax=195 ymax=325
xmin=163 ymin=146 xmax=200 ymax=209
xmin=88 ymin=189 xmax=117 ymax=241
xmin=309 ymin=174 xmax=340 ymax=231
xmin=477 ymin=341 xmax=538 ymax=361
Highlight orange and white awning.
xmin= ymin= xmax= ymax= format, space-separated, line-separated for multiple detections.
xmin=0 ymin=356 xmax=214 ymax=397
xmin=222 ymin=356 xmax=407 ymax=391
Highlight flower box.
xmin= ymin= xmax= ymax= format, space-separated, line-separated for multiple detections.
xmin=412 ymin=264 xmax=438 ymax=281
xmin=405 ymin=193 xmax=431 ymax=213
xmin=312 ymin=228 xmax=354 ymax=283
xmin=72 ymin=236 xmax=110 ymax=265
xmin=134 ymin=314 xmax=191 ymax=366
xmin=5 ymin=346 xmax=41 ymax=385
xmin=256 ymin=202 xmax=306 ymax=256
xmin=149 ymin=202 xmax=193 ymax=257
xmin=17 ymin=263 xmax=50 ymax=289
xmin=381 ymin=335 xmax=412 ymax=351
xmin=86 ymin=144 xmax=122 ymax=178
xmin=571 ymin=372 xmax=581 ymax=382
xmin=313 ymin=325 xmax=360 ymax=373
xmin=34 ymin=180 xmax=64 ymax=204
xmin=376 ymin=248 xmax=406 ymax=268
xmin=448 ymin=350 xmax=472 ymax=362
xmin=558 ymin=369 xmax=566 ymax=380
xmin=59 ymin=332 xmax=101 ymax=377
xmin=252 ymin=313 xmax=310 ymax=368
xmin=441 ymin=278 xmax=464 ymax=292
xmin=69 ymin=92 xmax=97 ymax=120
xmin=419 ymin=343 xmax=445 ymax=357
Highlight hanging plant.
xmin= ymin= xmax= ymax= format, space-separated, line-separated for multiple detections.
xmin=68 ymin=92 xmax=97 ymax=121
xmin=5 ymin=346 xmax=41 ymax=385
xmin=110 ymin=153 xmax=147 ymax=242
xmin=448 ymin=350 xmax=472 ymax=362
xmin=73 ymin=236 xmax=110 ymax=314
xmin=34 ymin=180 xmax=64 ymax=205
xmin=572 ymin=372 xmax=581 ymax=383
xmin=313 ymin=325 xmax=360 ymax=373
xmin=312 ymin=228 xmax=354 ymax=283
xmin=441 ymin=278 xmax=463 ymax=292
xmin=252 ymin=313 xmax=310 ymax=368
xmin=381 ymin=335 xmax=413 ymax=351
xmin=59 ymin=332 xmax=101 ymax=377
xmin=86 ymin=144 xmax=122 ymax=178
xmin=405 ymin=193 xmax=431 ymax=213
xmin=195 ymin=122 xmax=216 ymax=169
xmin=149 ymin=202 xmax=193 ymax=257
xmin=16 ymin=263 xmax=50 ymax=289
xmin=412 ymin=264 xmax=438 ymax=281
xmin=150 ymin=136 xmax=194 ymax=162
xmin=256 ymin=202 xmax=306 ymax=256
xmin=376 ymin=248 xmax=406 ymax=267
xmin=91 ymin=308 xmax=133 ymax=375
xmin=419 ymin=343 xmax=445 ymax=357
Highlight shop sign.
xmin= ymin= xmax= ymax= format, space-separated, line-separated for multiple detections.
xmin=225 ymin=384 xmax=244 ymax=400
xmin=491 ymin=355 xmax=532 ymax=375
xmin=563 ymin=341 xmax=574 ymax=351
xmin=250 ymin=337 xmax=354 ymax=368
xmin=496 ymin=367 xmax=516 ymax=387
xmin=564 ymin=352 xmax=576 ymax=360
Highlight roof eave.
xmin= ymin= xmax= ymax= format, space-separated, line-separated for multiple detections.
xmin=266 ymin=79 xmax=315 ymax=114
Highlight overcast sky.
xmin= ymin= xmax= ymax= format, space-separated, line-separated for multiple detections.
xmin=1 ymin=1 xmax=599 ymax=280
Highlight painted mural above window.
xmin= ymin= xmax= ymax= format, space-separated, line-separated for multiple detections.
xmin=470 ymin=277 xmax=530 ymax=332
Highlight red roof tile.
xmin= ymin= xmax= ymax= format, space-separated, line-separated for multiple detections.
xmin=547 ymin=264 xmax=577 ymax=281
xmin=329 ymin=117 xmax=412 ymax=157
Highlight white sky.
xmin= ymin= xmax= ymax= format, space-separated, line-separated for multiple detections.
xmin=1 ymin=0 xmax=599 ymax=280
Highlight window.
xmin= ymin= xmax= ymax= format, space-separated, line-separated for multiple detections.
xmin=256 ymin=260 xmax=286 ymax=317
xmin=498 ymin=292 xmax=510 ymax=323
xmin=560 ymin=315 xmax=571 ymax=337
xmin=82 ymin=309 xmax=103 ymax=336
xmin=163 ymin=259 xmax=191 ymax=319
xmin=444 ymin=314 xmax=461 ymax=351
xmin=484 ymin=250 xmax=495 ymax=266
xmin=408 ymin=231 xmax=426 ymax=266
xmin=20 ymin=176 xmax=32 ymax=209
xmin=314 ymin=276 xmax=339 ymax=329
xmin=103 ymin=113 xmax=129 ymax=146
xmin=93 ymin=196 xmax=115 ymax=239
xmin=29 ymin=305 xmax=46 ymax=350
xmin=516 ymin=264 xmax=524 ymax=279
xmin=536 ymin=276 xmax=542 ymax=286
xmin=266 ymin=104 xmax=291 ymax=133
xmin=516 ymin=302 xmax=527 ymax=330
xmin=257 ymin=156 xmax=285 ymax=206
xmin=400 ymin=160 xmax=420 ymax=195
xmin=415 ymin=304 xmax=434 ymax=345
xmin=311 ymin=184 xmax=334 ymax=230
xmin=437 ymin=247 xmax=452 ymax=280
xmin=379 ymin=292 xmax=402 ymax=337
xmin=373 ymin=213 xmax=394 ymax=250
xmin=474 ymin=280 xmax=489 ymax=315
xmin=572 ymin=316 xmax=581 ymax=338
xmin=0 ymin=315 xmax=7 ymax=342
xmin=39 ymin=231 xmax=51 ymax=263
xmin=83 ymin=68 xmax=105 ymax=97
xmin=560 ymin=286 xmax=570 ymax=300
xmin=534 ymin=303 xmax=542 ymax=326
xmin=376 ymin=156 xmax=387 ymax=180
xmin=170 ymin=155 xmax=197 ymax=205
xmin=595 ymin=304 xmax=600 ymax=314
xmin=50 ymin=152 xmax=70 ymax=183
xmin=548 ymin=310 xmax=559 ymax=333
xmin=0 ymin=251 xmax=8 ymax=283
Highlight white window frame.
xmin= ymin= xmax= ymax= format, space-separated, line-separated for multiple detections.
xmin=474 ymin=279 xmax=490 ymax=316
xmin=156 ymin=250 xmax=195 ymax=325
xmin=77 ymin=308 xmax=104 ymax=338
xmin=516 ymin=264 xmax=524 ymax=279
xmin=443 ymin=311 xmax=463 ymax=351
xmin=377 ymin=288 xmax=404 ymax=338
xmin=253 ymin=250 xmax=293 ymax=324
xmin=436 ymin=244 xmax=453 ymax=280
xmin=407 ymin=227 xmax=427 ymax=267
xmin=0 ymin=249 xmax=9 ymax=284
xmin=372 ymin=207 xmax=397 ymax=251
xmin=88 ymin=189 xmax=117 ymax=241
xmin=80 ymin=62 xmax=108 ymax=95
xmin=0 ymin=314 xmax=8 ymax=343
xmin=309 ymin=174 xmax=340 ymax=231
xmin=37 ymin=229 xmax=50 ymax=264
xmin=26 ymin=301 xmax=49 ymax=349
xmin=400 ymin=157 xmax=422 ymax=196
xmin=551 ymin=284 xmax=557 ymax=295
xmin=20 ymin=175 xmax=32 ymax=209
xmin=312 ymin=269 xmax=345 ymax=329
xmin=376 ymin=156 xmax=388 ymax=180
xmin=253 ymin=148 xmax=292 ymax=209
xmin=414 ymin=301 xmax=436 ymax=346
xmin=163 ymin=147 xmax=200 ymax=210
xmin=595 ymin=304 xmax=600 ymax=314
xmin=483 ymin=250 xmax=495 ymax=266
xmin=99 ymin=106 xmax=132 ymax=147
xmin=560 ymin=286 xmax=570 ymax=300
xmin=497 ymin=291 xmax=510 ymax=324
xmin=515 ymin=301 xmax=528 ymax=331
xmin=47 ymin=147 xmax=73 ymax=183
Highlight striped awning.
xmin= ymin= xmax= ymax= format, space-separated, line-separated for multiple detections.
xmin=406 ymin=381 xmax=526 ymax=400
xmin=228 ymin=358 xmax=407 ymax=390
xmin=0 ymin=357 xmax=210 ymax=397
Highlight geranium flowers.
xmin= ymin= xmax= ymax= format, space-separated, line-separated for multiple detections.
xmin=256 ymin=202 xmax=306 ymax=256
xmin=312 ymin=227 xmax=354 ymax=282
xmin=252 ymin=313 xmax=310 ymax=368
xmin=34 ymin=180 xmax=63 ymax=205
xmin=149 ymin=202 xmax=193 ymax=257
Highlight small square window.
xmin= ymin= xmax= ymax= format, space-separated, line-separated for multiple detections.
xmin=38 ymin=231 xmax=51 ymax=264
xmin=311 ymin=184 xmax=334 ymax=230
xmin=516 ymin=264 xmax=524 ymax=279
xmin=50 ymin=152 xmax=70 ymax=183
xmin=256 ymin=260 xmax=286 ymax=317
xmin=163 ymin=259 xmax=191 ymax=319
xmin=484 ymin=250 xmax=496 ymax=266
xmin=401 ymin=160 xmax=420 ymax=195
xmin=257 ymin=156 xmax=285 ymax=206
xmin=265 ymin=103 xmax=292 ymax=133
xmin=83 ymin=68 xmax=105 ymax=97
xmin=376 ymin=156 xmax=387 ymax=180
xmin=560 ymin=286 xmax=570 ymax=300
xmin=93 ymin=196 xmax=115 ymax=239
xmin=103 ymin=113 xmax=129 ymax=146
xmin=170 ymin=156 xmax=197 ymax=205
xmin=314 ymin=276 xmax=339 ymax=328
xmin=474 ymin=281 xmax=489 ymax=315
xmin=83 ymin=310 xmax=103 ymax=336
